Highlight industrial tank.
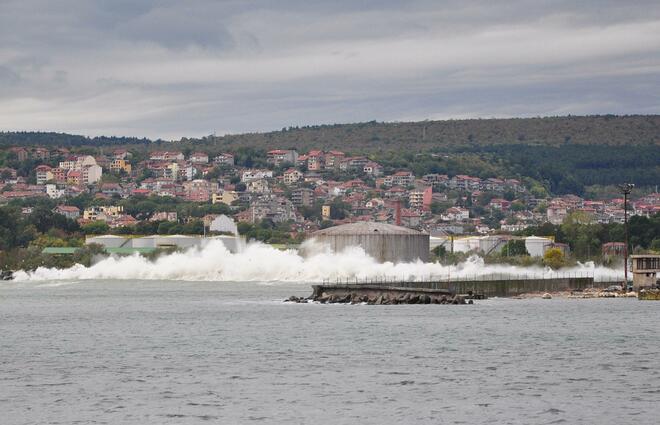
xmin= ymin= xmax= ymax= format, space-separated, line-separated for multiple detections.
xmin=311 ymin=222 xmax=429 ymax=263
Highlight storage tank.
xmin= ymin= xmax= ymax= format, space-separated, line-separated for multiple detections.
xmin=525 ymin=236 xmax=552 ymax=257
xmin=311 ymin=222 xmax=429 ymax=263
xmin=85 ymin=235 xmax=128 ymax=248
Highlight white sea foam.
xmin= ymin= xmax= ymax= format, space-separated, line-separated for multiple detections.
xmin=12 ymin=239 xmax=623 ymax=283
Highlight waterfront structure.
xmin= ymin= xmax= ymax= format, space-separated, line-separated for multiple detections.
xmin=311 ymin=221 xmax=429 ymax=263
xmin=631 ymin=254 xmax=660 ymax=290
xmin=86 ymin=234 xmax=242 ymax=252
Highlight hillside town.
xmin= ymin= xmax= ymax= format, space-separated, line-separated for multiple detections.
xmin=2 ymin=145 xmax=659 ymax=239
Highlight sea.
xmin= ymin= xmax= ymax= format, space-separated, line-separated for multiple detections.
xmin=1 ymin=279 xmax=658 ymax=424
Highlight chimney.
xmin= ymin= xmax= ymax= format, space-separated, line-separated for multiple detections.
xmin=395 ymin=200 xmax=401 ymax=226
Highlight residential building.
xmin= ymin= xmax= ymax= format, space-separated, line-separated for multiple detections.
xmin=249 ymin=195 xmax=298 ymax=223
xmin=267 ymin=149 xmax=298 ymax=167
xmin=409 ymin=186 xmax=433 ymax=211
xmin=291 ymin=188 xmax=315 ymax=207
xmin=324 ymin=151 xmax=345 ymax=169
xmin=363 ymin=162 xmax=384 ymax=177
xmin=149 ymin=151 xmax=184 ymax=161
xmin=190 ymin=152 xmax=209 ymax=163
xmin=83 ymin=205 xmax=124 ymax=221
xmin=547 ymin=203 xmax=568 ymax=225
xmin=212 ymin=190 xmax=239 ymax=205
xmin=54 ymin=205 xmax=80 ymax=219
xmin=213 ymin=153 xmax=235 ymax=166
xmin=242 ymin=170 xmax=273 ymax=182
xmin=306 ymin=150 xmax=324 ymax=171
xmin=441 ymin=207 xmax=470 ymax=222
xmin=283 ymin=168 xmax=303 ymax=185
xmin=10 ymin=147 xmax=28 ymax=161
xmin=150 ymin=211 xmax=178 ymax=222
xmin=384 ymin=171 xmax=415 ymax=187
xmin=182 ymin=179 xmax=217 ymax=202
xmin=35 ymin=165 xmax=54 ymax=184
xmin=110 ymin=159 xmax=132 ymax=174
xmin=247 ymin=178 xmax=270 ymax=194
xmin=45 ymin=184 xmax=65 ymax=199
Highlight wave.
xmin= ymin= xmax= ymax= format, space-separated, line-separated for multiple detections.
xmin=12 ymin=239 xmax=623 ymax=283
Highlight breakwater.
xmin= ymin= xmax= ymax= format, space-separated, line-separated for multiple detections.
xmin=303 ymin=276 xmax=618 ymax=303
xmin=301 ymin=284 xmax=465 ymax=305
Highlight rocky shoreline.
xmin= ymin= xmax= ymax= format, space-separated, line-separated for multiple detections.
xmin=512 ymin=288 xmax=638 ymax=299
xmin=285 ymin=293 xmax=471 ymax=305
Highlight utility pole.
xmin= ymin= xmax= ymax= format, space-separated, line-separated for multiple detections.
xmin=619 ymin=183 xmax=634 ymax=291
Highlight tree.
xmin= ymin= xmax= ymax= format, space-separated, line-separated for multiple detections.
xmin=561 ymin=211 xmax=600 ymax=259
xmin=501 ymin=240 xmax=529 ymax=257
xmin=82 ymin=221 xmax=110 ymax=235
xmin=543 ymin=248 xmax=565 ymax=269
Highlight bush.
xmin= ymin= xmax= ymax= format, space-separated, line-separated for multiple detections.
xmin=543 ymin=248 xmax=566 ymax=269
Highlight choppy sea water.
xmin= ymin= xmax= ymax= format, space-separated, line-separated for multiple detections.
xmin=1 ymin=280 xmax=658 ymax=425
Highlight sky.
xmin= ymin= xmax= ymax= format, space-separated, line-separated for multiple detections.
xmin=1 ymin=0 xmax=659 ymax=140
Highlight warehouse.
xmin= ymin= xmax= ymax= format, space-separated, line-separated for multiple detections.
xmin=311 ymin=222 xmax=429 ymax=263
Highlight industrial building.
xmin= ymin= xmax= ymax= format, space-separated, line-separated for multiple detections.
xmin=429 ymin=235 xmax=556 ymax=257
xmin=86 ymin=234 xmax=242 ymax=253
xmin=311 ymin=222 xmax=429 ymax=263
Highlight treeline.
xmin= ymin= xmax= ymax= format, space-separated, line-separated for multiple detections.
xmin=0 ymin=131 xmax=153 ymax=147
xmin=203 ymin=115 xmax=659 ymax=153
xmin=3 ymin=115 xmax=659 ymax=150
xmin=457 ymin=144 xmax=660 ymax=195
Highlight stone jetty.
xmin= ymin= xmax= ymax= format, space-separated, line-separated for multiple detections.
xmin=285 ymin=284 xmax=471 ymax=305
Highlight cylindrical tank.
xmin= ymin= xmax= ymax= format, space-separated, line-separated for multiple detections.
xmin=525 ymin=236 xmax=552 ymax=257
xmin=85 ymin=235 xmax=127 ymax=248
xmin=310 ymin=222 xmax=429 ymax=263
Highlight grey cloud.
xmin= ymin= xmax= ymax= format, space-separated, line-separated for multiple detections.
xmin=0 ymin=0 xmax=658 ymax=139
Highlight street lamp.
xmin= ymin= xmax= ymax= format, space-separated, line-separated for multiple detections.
xmin=618 ymin=183 xmax=634 ymax=290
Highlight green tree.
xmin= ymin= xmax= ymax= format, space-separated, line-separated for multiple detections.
xmin=501 ymin=240 xmax=529 ymax=256
xmin=82 ymin=221 xmax=110 ymax=235
xmin=543 ymin=248 xmax=565 ymax=269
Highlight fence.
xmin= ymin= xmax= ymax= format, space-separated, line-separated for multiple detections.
xmin=321 ymin=274 xmax=620 ymax=298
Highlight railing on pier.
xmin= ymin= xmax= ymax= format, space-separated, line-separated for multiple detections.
xmin=320 ymin=273 xmax=621 ymax=298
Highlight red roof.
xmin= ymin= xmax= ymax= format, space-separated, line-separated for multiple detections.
xmin=56 ymin=205 xmax=80 ymax=212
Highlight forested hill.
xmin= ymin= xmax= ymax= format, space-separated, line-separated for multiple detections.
xmin=208 ymin=115 xmax=660 ymax=153
xmin=0 ymin=132 xmax=151 ymax=147
xmin=1 ymin=115 xmax=659 ymax=151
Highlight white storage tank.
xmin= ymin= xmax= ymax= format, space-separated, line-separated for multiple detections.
xmin=310 ymin=222 xmax=429 ymax=263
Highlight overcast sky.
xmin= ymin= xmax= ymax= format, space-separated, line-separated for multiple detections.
xmin=1 ymin=0 xmax=659 ymax=139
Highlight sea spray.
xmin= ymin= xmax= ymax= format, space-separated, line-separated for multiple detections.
xmin=12 ymin=239 xmax=623 ymax=283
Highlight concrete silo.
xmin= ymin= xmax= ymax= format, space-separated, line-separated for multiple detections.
xmin=311 ymin=222 xmax=429 ymax=263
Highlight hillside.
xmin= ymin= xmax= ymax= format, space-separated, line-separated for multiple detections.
xmin=207 ymin=115 xmax=660 ymax=153
xmin=1 ymin=115 xmax=659 ymax=152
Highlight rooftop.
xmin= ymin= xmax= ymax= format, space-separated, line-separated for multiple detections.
xmin=313 ymin=221 xmax=425 ymax=236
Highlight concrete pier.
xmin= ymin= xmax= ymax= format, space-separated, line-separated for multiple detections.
xmin=287 ymin=276 xmax=619 ymax=305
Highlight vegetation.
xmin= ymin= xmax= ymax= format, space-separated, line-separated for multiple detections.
xmin=500 ymin=240 xmax=529 ymax=257
xmin=3 ymin=116 xmax=659 ymax=196
xmin=237 ymin=219 xmax=300 ymax=245
xmin=518 ymin=212 xmax=660 ymax=261
xmin=543 ymin=248 xmax=566 ymax=269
